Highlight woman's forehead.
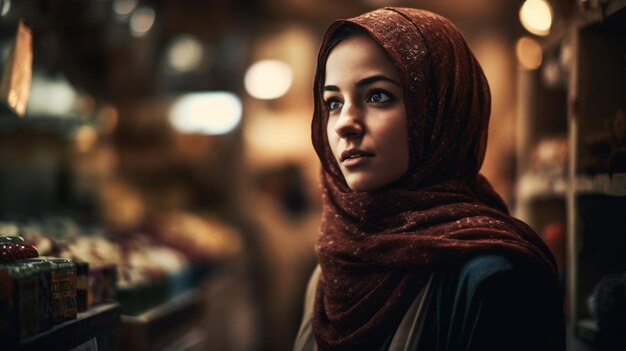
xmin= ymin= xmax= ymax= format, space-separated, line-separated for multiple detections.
xmin=324 ymin=34 xmax=400 ymax=86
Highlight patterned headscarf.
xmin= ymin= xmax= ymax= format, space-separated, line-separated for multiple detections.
xmin=311 ymin=7 xmax=557 ymax=350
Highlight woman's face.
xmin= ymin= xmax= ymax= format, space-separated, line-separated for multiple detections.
xmin=324 ymin=33 xmax=409 ymax=192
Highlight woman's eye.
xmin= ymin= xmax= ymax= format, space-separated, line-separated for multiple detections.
xmin=326 ymin=99 xmax=343 ymax=111
xmin=367 ymin=90 xmax=392 ymax=104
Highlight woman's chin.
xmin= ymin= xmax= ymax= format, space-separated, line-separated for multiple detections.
xmin=345 ymin=175 xmax=390 ymax=192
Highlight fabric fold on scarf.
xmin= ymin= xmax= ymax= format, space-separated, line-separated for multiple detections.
xmin=311 ymin=7 xmax=557 ymax=351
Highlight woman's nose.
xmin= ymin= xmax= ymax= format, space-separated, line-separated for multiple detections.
xmin=333 ymin=103 xmax=363 ymax=139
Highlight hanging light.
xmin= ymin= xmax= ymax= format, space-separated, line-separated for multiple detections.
xmin=519 ymin=0 xmax=553 ymax=36
xmin=244 ymin=60 xmax=293 ymax=100
xmin=169 ymin=92 xmax=242 ymax=135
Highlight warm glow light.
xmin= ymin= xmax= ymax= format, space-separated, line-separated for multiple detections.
xmin=542 ymin=58 xmax=562 ymax=88
xmin=244 ymin=60 xmax=293 ymax=100
xmin=169 ymin=92 xmax=242 ymax=135
xmin=167 ymin=35 xmax=204 ymax=72
xmin=27 ymin=73 xmax=78 ymax=117
xmin=516 ymin=36 xmax=543 ymax=70
xmin=519 ymin=0 xmax=553 ymax=36
xmin=113 ymin=0 xmax=137 ymax=17
xmin=97 ymin=105 xmax=119 ymax=134
xmin=130 ymin=6 xmax=155 ymax=37
xmin=75 ymin=125 xmax=98 ymax=153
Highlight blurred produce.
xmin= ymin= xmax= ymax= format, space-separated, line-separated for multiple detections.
xmin=1 ymin=213 xmax=241 ymax=317
xmin=0 ymin=236 xmax=78 ymax=345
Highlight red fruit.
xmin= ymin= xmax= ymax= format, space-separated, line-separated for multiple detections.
xmin=0 ymin=242 xmax=38 ymax=262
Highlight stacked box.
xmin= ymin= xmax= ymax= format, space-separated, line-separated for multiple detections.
xmin=75 ymin=260 xmax=89 ymax=312
xmin=0 ymin=257 xmax=79 ymax=344
xmin=47 ymin=258 xmax=77 ymax=324
xmin=0 ymin=262 xmax=40 ymax=344
xmin=20 ymin=258 xmax=54 ymax=332
xmin=89 ymin=264 xmax=117 ymax=307
xmin=101 ymin=264 xmax=117 ymax=303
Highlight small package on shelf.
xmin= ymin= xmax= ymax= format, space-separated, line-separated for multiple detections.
xmin=580 ymin=109 xmax=626 ymax=174
xmin=75 ymin=260 xmax=89 ymax=312
xmin=0 ymin=262 xmax=41 ymax=343
xmin=48 ymin=257 xmax=78 ymax=324
xmin=19 ymin=258 xmax=55 ymax=332
xmin=116 ymin=266 xmax=169 ymax=316
xmin=16 ymin=257 xmax=79 ymax=325
xmin=531 ymin=137 xmax=568 ymax=182
xmin=88 ymin=263 xmax=117 ymax=308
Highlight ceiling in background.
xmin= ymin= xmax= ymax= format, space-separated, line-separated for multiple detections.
xmin=0 ymin=0 xmax=539 ymax=104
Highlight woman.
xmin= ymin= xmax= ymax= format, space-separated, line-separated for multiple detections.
xmin=294 ymin=7 xmax=565 ymax=351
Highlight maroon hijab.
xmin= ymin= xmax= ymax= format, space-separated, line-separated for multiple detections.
xmin=311 ymin=7 xmax=557 ymax=350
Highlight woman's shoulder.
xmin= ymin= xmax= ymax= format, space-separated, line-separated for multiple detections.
xmin=452 ymin=253 xmax=552 ymax=292
xmin=420 ymin=254 xmax=565 ymax=351
xmin=457 ymin=254 xmax=518 ymax=279
xmin=433 ymin=254 xmax=559 ymax=320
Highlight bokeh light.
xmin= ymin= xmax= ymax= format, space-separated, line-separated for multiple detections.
xmin=1 ymin=0 xmax=11 ymax=16
xmin=130 ymin=6 xmax=156 ymax=37
xmin=169 ymin=92 xmax=242 ymax=135
xmin=74 ymin=125 xmax=98 ymax=153
xmin=519 ymin=0 xmax=553 ymax=36
xmin=113 ymin=0 xmax=137 ymax=17
xmin=167 ymin=35 xmax=204 ymax=73
xmin=516 ymin=36 xmax=543 ymax=70
xmin=27 ymin=74 xmax=78 ymax=117
xmin=244 ymin=60 xmax=293 ymax=100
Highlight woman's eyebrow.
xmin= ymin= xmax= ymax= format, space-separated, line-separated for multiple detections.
xmin=356 ymin=75 xmax=400 ymax=87
xmin=322 ymin=74 xmax=402 ymax=91
xmin=323 ymin=75 xmax=400 ymax=92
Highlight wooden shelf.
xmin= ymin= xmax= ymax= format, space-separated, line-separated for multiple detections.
xmin=517 ymin=173 xmax=626 ymax=201
xmin=120 ymin=289 xmax=206 ymax=351
xmin=516 ymin=172 xmax=566 ymax=202
xmin=161 ymin=326 xmax=206 ymax=351
xmin=19 ymin=302 xmax=120 ymax=351
xmin=575 ymin=173 xmax=626 ymax=196
xmin=515 ymin=4 xmax=626 ymax=347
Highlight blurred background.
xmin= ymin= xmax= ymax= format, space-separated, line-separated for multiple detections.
xmin=0 ymin=0 xmax=624 ymax=350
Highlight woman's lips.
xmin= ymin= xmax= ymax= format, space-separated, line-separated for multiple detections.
xmin=340 ymin=149 xmax=374 ymax=167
